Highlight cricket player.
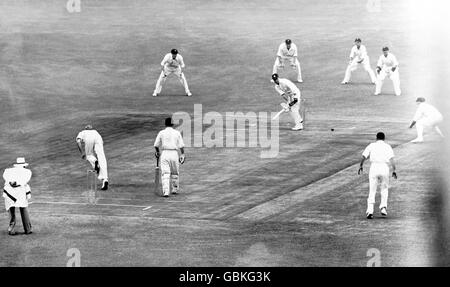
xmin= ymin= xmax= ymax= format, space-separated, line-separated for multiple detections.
xmin=154 ymin=117 xmax=186 ymax=197
xmin=358 ymin=132 xmax=397 ymax=219
xmin=273 ymin=39 xmax=303 ymax=83
xmin=3 ymin=157 xmax=33 ymax=235
xmin=76 ymin=125 xmax=109 ymax=190
xmin=341 ymin=38 xmax=376 ymax=84
xmin=375 ymin=47 xmax=401 ymax=96
xmin=152 ymin=49 xmax=192 ymax=97
xmin=409 ymin=97 xmax=444 ymax=143
xmin=272 ymin=73 xmax=305 ymax=131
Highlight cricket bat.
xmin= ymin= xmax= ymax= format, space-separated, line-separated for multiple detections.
xmin=272 ymin=103 xmax=289 ymax=120
xmin=154 ymin=157 xmax=162 ymax=196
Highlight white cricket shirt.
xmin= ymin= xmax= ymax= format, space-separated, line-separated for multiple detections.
xmin=377 ymin=53 xmax=399 ymax=69
xmin=76 ymin=130 xmax=103 ymax=145
xmin=277 ymin=42 xmax=298 ymax=58
xmin=350 ymin=45 xmax=369 ymax=61
xmin=413 ymin=102 xmax=443 ymax=121
xmin=275 ymin=78 xmax=301 ymax=100
xmin=154 ymin=127 xmax=185 ymax=150
xmin=362 ymin=140 xmax=394 ymax=164
xmin=161 ymin=53 xmax=185 ymax=69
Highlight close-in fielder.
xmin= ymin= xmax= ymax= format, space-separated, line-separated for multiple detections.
xmin=341 ymin=38 xmax=376 ymax=84
xmin=76 ymin=125 xmax=109 ymax=190
xmin=153 ymin=49 xmax=192 ymax=97
xmin=273 ymin=39 xmax=303 ymax=83
xmin=375 ymin=47 xmax=401 ymax=96
xmin=272 ymin=73 xmax=305 ymax=131
xmin=358 ymin=132 xmax=397 ymax=219
xmin=409 ymin=97 xmax=444 ymax=143
xmin=154 ymin=117 xmax=186 ymax=197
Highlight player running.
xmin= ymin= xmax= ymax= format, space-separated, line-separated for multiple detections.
xmin=375 ymin=47 xmax=401 ymax=96
xmin=341 ymin=38 xmax=376 ymax=84
xmin=358 ymin=132 xmax=397 ymax=219
xmin=409 ymin=97 xmax=444 ymax=143
xmin=154 ymin=117 xmax=186 ymax=197
xmin=76 ymin=125 xmax=109 ymax=190
xmin=153 ymin=49 xmax=192 ymax=97
xmin=273 ymin=39 xmax=303 ymax=83
xmin=272 ymin=73 xmax=305 ymax=131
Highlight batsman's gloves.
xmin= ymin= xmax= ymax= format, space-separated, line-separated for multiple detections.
xmin=409 ymin=121 xmax=416 ymax=129
xmin=289 ymin=98 xmax=298 ymax=107
xmin=179 ymin=154 xmax=186 ymax=164
xmin=155 ymin=151 xmax=160 ymax=159
xmin=392 ymin=172 xmax=397 ymax=179
xmin=81 ymin=154 xmax=86 ymax=160
xmin=280 ymin=102 xmax=290 ymax=112
xmin=357 ymin=59 xmax=364 ymax=64
xmin=391 ymin=67 xmax=396 ymax=72
xmin=376 ymin=66 xmax=381 ymax=74
xmin=358 ymin=167 xmax=363 ymax=175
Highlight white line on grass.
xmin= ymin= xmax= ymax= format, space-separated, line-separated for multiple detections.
xmin=31 ymin=201 xmax=150 ymax=208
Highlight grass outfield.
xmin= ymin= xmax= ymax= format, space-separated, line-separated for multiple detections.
xmin=0 ymin=0 xmax=446 ymax=266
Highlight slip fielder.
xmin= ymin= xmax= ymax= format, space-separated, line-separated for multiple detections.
xmin=153 ymin=49 xmax=192 ymax=97
xmin=375 ymin=47 xmax=401 ymax=96
xmin=409 ymin=97 xmax=444 ymax=143
xmin=76 ymin=125 xmax=109 ymax=190
xmin=358 ymin=132 xmax=397 ymax=219
xmin=341 ymin=38 xmax=376 ymax=84
xmin=154 ymin=117 xmax=186 ymax=197
xmin=272 ymin=73 xmax=305 ymax=131
xmin=273 ymin=39 xmax=303 ymax=83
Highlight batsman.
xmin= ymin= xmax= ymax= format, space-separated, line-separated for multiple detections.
xmin=154 ymin=117 xmax=186 ymax=197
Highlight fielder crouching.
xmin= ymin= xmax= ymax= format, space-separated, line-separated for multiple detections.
xmin=154 ymin=117 xmax=186 ymax=197
xmin=3 ymin=157 xmax=33 ymax=235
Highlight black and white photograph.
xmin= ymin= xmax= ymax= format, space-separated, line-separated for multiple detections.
xmin=1 ymin=0 xmax=450 ymax=272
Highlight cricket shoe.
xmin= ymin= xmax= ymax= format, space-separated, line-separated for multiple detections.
xmin=411 ymin=137 xmax=424 ymax=143
xmin=152 ymin=93 xmax=158 ymax=97
xmin=186 ymin=92 xmax=192 ymax=97
xmin=101 ymin=180 xmax=109 ymax=191
xmin=380 ymin=207 xmax=387 ymax=217
xmin=7 ymin=224 xmax=16 ymax=236
xmin=163 ymin=194 xmax=169 ymax=198
xmin=297 ymin=79 xmax=303 ymax=83
xmin=94 ymin=160 xmax=100 ymax=174
xmin=292 ymin=123 xmax=303 ymax=131
xmin=341 ymin=81 xmax=348 ymax=85
xmin=366 ymin=213 xmax=374 ymax=219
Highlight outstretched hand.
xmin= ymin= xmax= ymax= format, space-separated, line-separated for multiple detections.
xmin=358 ymin=167 xmax=363 ymax=175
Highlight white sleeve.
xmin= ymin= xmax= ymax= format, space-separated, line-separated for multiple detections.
xmin=178 ymin=55 xmax=185 ymax=68
xmin=3 ymin=169 xmax=8 ymax=182
xmin=76 ymin=131 xmax=83 ymax=142
xmin=177 ymin=131 xmax=185 ymax=149
xmin=361 ymin=46 xmax=368 ymax=58
xmin=277 ymin=44 xmax=284 ymax=57
xmin=161 ymin=54 xmax=169 ymax=66
xmin=154 ymin=131 xmax=162 ymax=147
xmin=377 ymin=55 xmax=382 ymax=67
xmin=349 ymin=46 xmax=356 ymax=58
xmin=362 ymin=144 xmax=371 ymax=158
xmin=392 ymin=54 xmax=399 ymax=67
xmin=275 ymin=85 xmax=284 ymax=95
xmin=387 ymin=146 xmax=394 ymax=160
xmin=292 ymin=44 xmax=298 ymax=57
xmin=413 ymin=105 xmax=423 ymax=121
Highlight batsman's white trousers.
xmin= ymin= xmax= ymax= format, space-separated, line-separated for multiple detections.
xmin=160 ymin=150 xmax=180 ymax=196
xmin=289 ymin=100 xmax=302 ymax=125
xmin=154 ymin=66 xmax=190 ymax=95
xmin=85 ymin=142 xmax=108 ymax=181
xmin=367 ymin=163 xmax=390 ymax=214
xmin=343 ymin=57 xmax=376 ymax=83
xmin=273 ymin=57 xmax=302 ymax=81
xmin=375 ymin=69 xmax=401 ymax=96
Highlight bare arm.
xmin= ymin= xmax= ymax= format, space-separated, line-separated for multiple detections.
xmin=76 ymin=139 xmax=85 ymax=159
xmin=390 ymin=158 xmax=397 ymax=179
xmin=358 ymin=156 xmax=367 ymax=174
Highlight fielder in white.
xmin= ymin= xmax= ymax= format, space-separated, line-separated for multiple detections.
xmin=154 ymin=117 xmax=186 ymax=197
xmin=409 ymin=97 xmax=444 ymax=143
xmin=272 ymin=73 xmax=305 ymax=131
xmin=3 ymin=157 xmax=32 ymax=235
xmin=375 ymin=47 xmax=401 ymax=96
xmin=153 ymin=49 xmax=192 ymax=97
xmin=76 ymin=125 xmax=109 ymax=190
xmin=273 ymin=39 xmax=303 ymax=83
xmin=341 ymin=38 xmax=376 ymax=84
xmin=358 ymin=132 xmax=397 ymax=219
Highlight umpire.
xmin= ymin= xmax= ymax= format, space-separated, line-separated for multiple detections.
xmin=3 ymin=157 xmax=33 ymax=235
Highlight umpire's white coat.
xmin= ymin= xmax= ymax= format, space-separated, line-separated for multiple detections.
xmin=3 ymin=165 xmax=32 ymax=211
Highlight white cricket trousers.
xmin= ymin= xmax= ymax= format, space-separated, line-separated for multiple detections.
xmin=416 ymin=115 xmax=444 ymax=140
xmin=154 ymin=66 xmax=190 ymax=95
xmin=85 ymin=142 xmax=108 ymax=181
xmin=160 ymin=150 xmax=180 ymax=196
xmin=367 ymin=163 xmax=390 ymax=214
xmin=273 ymin=57 xmax=302 ymax=81
xmin=289 ymin=101 xmax=302 ymax=125
xmin=343 ymin=58 xmax=376 ymax=83
xmin=375 ymin=69 xmax=401 ymax=96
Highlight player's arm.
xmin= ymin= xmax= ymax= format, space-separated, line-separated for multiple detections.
xmin=154 ymin=132 xmax=162 ymax=158
xmin=358 ymin=46 xmax=367 ymax=63
xmin=410 ymin=106 xmax=422 ymax=128
xmin=177 ymin=133 xmax=186 ymax=164
xmin=179 ymin=55 xmax=185 ymax=69
xmin=76 ymin=138 xmax=85 ymax=159
xmin=391 ymin=55 xmax=399 ymax=72
xmin=161 ymin=55 xmax=168 ymax=69
xmin=358 ymin=156 xmax=367 ymax=174
xmin=376 ymin=56 xmax=382 ymax=73
xmin=390 ymin=158 xmax=397 ymax=179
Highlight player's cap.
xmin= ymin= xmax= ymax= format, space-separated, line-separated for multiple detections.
xmin=271 ymin=73 xmax=279 ymax=81
xmin=376 ymin=132 xmax=385 ymax=140
xmin=354 ymin=38 xmax=361 ymax=42
xmin=171 ymin=49 xmax=178 ymax=54
xmin=165 ymin=117 xmax=174 ymax=127
xmin=84 ymin=124 xmax=93 ymax=130
xmin=285 ymin=39 xmax=292 ymax=44
xmin=382 ymin=46 xmax=389 ymax=51
xmin=416 ymin=97 xmax=426 ymax=102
